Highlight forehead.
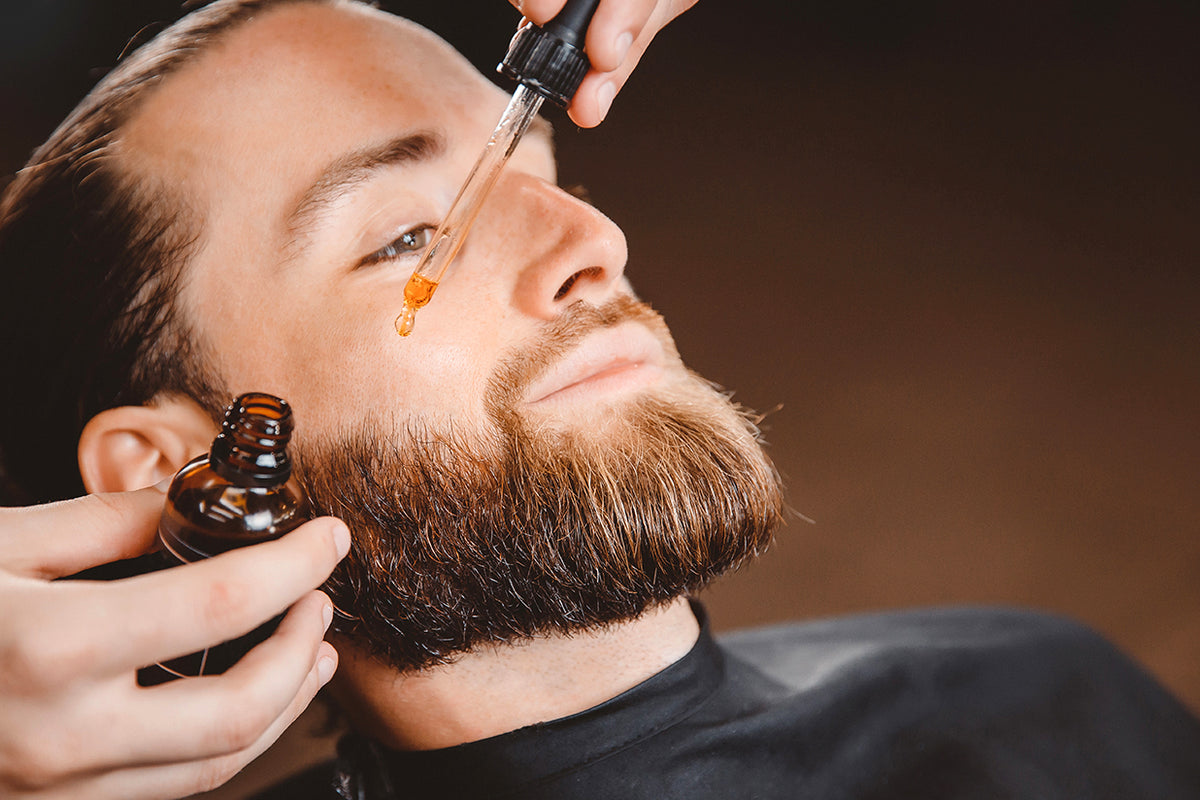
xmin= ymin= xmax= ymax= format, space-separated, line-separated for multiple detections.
xmin=119 ymin=2 xmax=508 ymax=213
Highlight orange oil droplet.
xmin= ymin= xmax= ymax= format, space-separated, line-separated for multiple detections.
xmin=395 ymin=304 xmax=417 ymax=337
xmin=395 ymin=274 xmax=438 ymax=337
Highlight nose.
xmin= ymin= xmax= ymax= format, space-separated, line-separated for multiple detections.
xmin=480 ymin=172 xmax=628 ymax=319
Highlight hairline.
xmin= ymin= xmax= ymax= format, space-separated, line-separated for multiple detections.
xmin=0 ymin=0 xmax=346 ymax=502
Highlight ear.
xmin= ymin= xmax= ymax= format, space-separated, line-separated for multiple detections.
xmin=78 ymin=396 xmax=218 ymax=493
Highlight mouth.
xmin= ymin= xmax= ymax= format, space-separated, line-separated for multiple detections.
xmin=524 ymin=322 xmax=667 ymax=406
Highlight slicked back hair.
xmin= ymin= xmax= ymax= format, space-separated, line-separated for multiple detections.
xmin=0 ymin=0 xmax=337 ymax=503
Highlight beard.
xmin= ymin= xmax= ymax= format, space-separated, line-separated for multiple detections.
xmin=295 ymin=296 xmax=784 ymax=672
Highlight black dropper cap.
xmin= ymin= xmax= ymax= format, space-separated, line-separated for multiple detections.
xmin=498 ymin=0 xmax=601 ymax=108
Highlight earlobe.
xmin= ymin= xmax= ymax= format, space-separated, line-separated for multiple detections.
xmin=78 ymin=398 xmax=217 ymax=494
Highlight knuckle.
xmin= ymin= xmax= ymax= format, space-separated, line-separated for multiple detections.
xmin=205 ymin=699 xmax=272 ymax=753
xmin=0 ymin=627 xmax=83 ymax=691
xmin=199 ymin=577 xmax=253 ymax=635
xmin=0 ymin=636 xmax=42 ymax=691
xmin=0 ymin=733 xmax=67 ymax=792
xmin=88 ymin=491 xmax=143 ymax=534
xmin=192 ymin=754 xmax=243 ymax=795
xmin=87 ymin=491 xmax=125 ymax=519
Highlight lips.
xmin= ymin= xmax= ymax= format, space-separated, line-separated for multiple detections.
xmin=524 ymin=322 xmax=666 ymax=405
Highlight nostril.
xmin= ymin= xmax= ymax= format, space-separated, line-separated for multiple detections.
xmin=554 ymin=266 xmax=602 ymax=301
xmin=554 ymin=273 xmax=578 ymax=301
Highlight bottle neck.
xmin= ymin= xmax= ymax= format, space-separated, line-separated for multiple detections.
xmin=209 ymin=434 xmax=291 ymax=486
xmin=209 ymin=392 xmax=296 ymax=486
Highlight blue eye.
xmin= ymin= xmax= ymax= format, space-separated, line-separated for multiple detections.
xmin=361 ymin=225 xmax=434 ymax=266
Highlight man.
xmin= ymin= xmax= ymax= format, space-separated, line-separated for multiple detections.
xmin=0 ymin=1 xmax=1198 ymax=798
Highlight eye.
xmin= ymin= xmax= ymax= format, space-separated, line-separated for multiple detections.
xmin=359 ymin=224 xmax=435 ymax=267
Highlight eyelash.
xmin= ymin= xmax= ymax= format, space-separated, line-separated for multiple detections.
xmin=356 ymin=184 xmax=589 ymax=269
xmin=360 ymin=224 xmax=435 ymax=267
xmin=564 ymin=183 xmax=592 ymax=205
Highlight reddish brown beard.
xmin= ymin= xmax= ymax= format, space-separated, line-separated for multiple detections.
xmin=295 ymin=297 xmax=784 ymax=672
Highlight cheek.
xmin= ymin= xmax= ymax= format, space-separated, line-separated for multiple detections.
xmin=187 ymin=250 xmax=501 ymax=441
xmin=270 ymin=306 xmax=498 ymax=438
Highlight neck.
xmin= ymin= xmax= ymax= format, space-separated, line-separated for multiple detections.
xmin=329 ymin=596 xmax=701 ymax=751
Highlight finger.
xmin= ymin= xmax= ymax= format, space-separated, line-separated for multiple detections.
xmin=511 ymin=0 xmax=568 ymax=25
xmin=584 ymin=0 xmax=656 ymax=73
xmin=568 ymin=1 xmax=696 ymax=127
xmin=108 ymin=592 xmax=335 ymax=767
xmin=0 ymin=483 xmax=167 ymax=579
xmin=61 ymin=517 xmax=348 ymax=676
xmin=568 ymin=35 xmax=650 ymax=127
xmin=15 ymin=595 xmax=333 ymax=792
xmin=37 ymin=640 xmax=337 ymax=800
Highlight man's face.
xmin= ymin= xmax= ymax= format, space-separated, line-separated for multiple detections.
xmin=120 ymin=2 xmax=781 ymax=670
xmin=122 ymin=2 xmax=667 ymax=441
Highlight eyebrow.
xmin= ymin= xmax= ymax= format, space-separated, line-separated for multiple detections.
xmin=285 ymin=130 xmax=446 ymax=242
xmin=282 ymin=116 xmax=556 ymax=255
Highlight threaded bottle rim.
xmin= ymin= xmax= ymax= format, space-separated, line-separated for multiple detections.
xmin=209 ymin=392 xmax=295 ymax=486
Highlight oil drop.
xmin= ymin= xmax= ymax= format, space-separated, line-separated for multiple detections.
xmin=395 ymin=273 xmax=438 ymax=336
xmin=392 ymin=0 xmax=597 ymax=337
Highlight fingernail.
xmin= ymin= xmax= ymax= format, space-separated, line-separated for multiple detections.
xmin=322 ymin=602 xmax=334 ymax=632
xmin=153 ymin=475 xmax=173 ymax=493
xmin=331 ymin=520 xmax=351 ymax=559
xmin=317 ymin=654 xmax=336 ymax=685
xmin=597 ymin=82 xmax=616 ymax=122
xmin=614 ymin=31 xmax=633 ymax=64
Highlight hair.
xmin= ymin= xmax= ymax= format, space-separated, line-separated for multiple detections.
xmin=0 ymin=0 xmax=338 ymax=504
xmin=297 ymin=297 xmax=783 ymax=671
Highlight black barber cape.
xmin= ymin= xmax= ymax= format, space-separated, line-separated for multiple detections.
xmin=259 ymin=604 xmax=1200 ymax=799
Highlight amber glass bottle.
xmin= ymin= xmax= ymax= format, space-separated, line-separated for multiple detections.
xmin=148 ymin=392 xmax=310 ymax=682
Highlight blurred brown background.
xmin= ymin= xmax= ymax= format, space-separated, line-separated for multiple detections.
xmin=554 ymin=0 xmax=1200 ymax=715
xmin=2 ymin=0 xmax=1197 ymax=794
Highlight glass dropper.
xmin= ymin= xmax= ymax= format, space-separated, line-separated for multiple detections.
xmin=395 ymin=0 xmax=600 ymax=337
xmin=394 ymin=83 xmax=543 ymax=336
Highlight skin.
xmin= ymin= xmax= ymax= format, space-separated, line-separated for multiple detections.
xmin=115 ymin=3 xmax=687 ymax=444
xmin=78 ymin=0 xmax=704 ymax=757
xmin=0 ymin=487 xmax=349 ymax=799
xmin=511 ymin=0 xmax=699 ymax=127
xmin=2 ymin=2 xmax=703 ymax=795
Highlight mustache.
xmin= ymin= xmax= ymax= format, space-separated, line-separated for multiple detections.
xmin=486 ymin=294 xmax=675 ymax=417
xmin=290 ymin=291 xmax=783 ymax=672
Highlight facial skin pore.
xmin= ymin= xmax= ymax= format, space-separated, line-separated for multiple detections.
xmin=103 ymin=1 xmax=782 ymax=749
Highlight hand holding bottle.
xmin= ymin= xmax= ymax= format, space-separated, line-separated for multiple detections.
xmin=0 ymin=483 xmax=349 ymax=800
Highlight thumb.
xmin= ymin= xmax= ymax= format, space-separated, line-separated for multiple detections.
xmin=0 ymin=481 xmax=168 ymax=579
